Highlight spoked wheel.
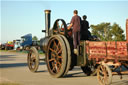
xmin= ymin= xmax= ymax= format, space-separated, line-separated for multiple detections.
xmin=27 ymin=47 xmax=39 ymax=72
xmin=59 ymin=35 xmax=71 ymax=76
xmin=46 ymin=35 xmax=68 ymax=78
xmin=97 ymin=63 xmax=112 ymax=85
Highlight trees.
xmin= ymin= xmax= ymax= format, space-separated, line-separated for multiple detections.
xmin=32 ymin=36 xmax=38 ymax=41
xmin=90 ymin=23 xmax=125 ymax=41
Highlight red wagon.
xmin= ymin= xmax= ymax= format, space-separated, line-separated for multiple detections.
xmin=82 ymin=19 xmax=128 ymax=85
xmin=84 ymin=41 xmax=128 ymax=85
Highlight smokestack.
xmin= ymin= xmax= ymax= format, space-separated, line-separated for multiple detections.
xmin=44 ymin=10 xmax=51 ymax=36
xmin=126 ymin=19 xmax=128 ymax=42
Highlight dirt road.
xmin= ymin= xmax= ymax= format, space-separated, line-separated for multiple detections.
xmin=0 ymin=51 xmax=128 ymax=85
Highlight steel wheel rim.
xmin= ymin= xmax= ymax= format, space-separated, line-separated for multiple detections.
xmin=97 ymin=65 xmax=111 ymax=85
xmin=28 ymin=51 xmax=37 ymax=70
xmin=47 ymin=37 xmax=63 ymax=74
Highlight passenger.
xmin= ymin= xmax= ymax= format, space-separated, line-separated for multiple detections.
xmin=68 ymin=10 xmax=81 ymax=55
xmin=81 ymin=15 xmax=89 ymax=40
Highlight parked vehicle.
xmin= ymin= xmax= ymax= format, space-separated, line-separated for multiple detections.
xmin=2 ymin=41 xmax=14 ymax=50
xmin=20 ymin=34 xmax=32 ymax=50
xmin=0 ymin=43 xmax=6 ymax=50
xmin=13 ymin=39 xmax=21 ymax=50
xmin=20 ymin=34 xmax=40 ymax=50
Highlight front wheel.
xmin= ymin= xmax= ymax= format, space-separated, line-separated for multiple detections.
xmin=27 ymin=47 xmax=39 ymax=72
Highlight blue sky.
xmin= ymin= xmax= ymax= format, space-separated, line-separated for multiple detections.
xmin=1 ymin=0 xmax=128 ymax=43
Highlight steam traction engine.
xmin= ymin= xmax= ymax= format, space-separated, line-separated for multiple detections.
xmin=27 ymin=10 xmax=128 ymax=85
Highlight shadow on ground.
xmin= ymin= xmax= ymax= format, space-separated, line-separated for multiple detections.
xmin=112 ymin=80 xmax=128 ymax=85
xmin=64 ymin=72 xmax=87 ymax=78
xmin=0 ymin=55 xmax=17 ymax=61
xmin=0 ymin=62 xmax=45 ymax=68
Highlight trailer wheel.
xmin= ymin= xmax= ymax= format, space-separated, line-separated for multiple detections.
xmin=46 ymin=35 xmax=67 ymax=78
xmin=27 ymin=47 xmax=39 ymax=72
xmin=97 ymin=63 xmax=112 ymax=85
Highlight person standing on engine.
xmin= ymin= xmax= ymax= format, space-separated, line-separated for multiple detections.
xmin=68 ymin=10 xmax=81 ymax=55
xmin=81 ymin=15 xmax=89 ymax=40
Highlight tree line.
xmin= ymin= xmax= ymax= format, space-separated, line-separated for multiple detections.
xmin=91 ymin=22 xmax=125 ymax=41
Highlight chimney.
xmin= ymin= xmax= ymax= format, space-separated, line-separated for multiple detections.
xmin=126 ymin=19 xmax=128 ymax=42
xmin=44 ymin=10 xmax=51 ymax=36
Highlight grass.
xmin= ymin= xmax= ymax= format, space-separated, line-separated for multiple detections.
xmin=0 ymin=82 xmax=21 ymax=85
xmin=0 ymin=50 xmax=8 ymax=52
xmin=0 ymin=49 xmax=44 ymax=54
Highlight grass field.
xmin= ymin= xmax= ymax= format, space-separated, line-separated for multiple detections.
xmin=0 ymin=50 xmax=44 ymax=54
xmin=0 ymin=82 xmax=21 ymax=85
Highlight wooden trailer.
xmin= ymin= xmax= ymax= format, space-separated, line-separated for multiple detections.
xmin=81 ymin=19 xmax=128 ymax=85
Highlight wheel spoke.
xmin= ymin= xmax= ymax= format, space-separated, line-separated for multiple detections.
xmin=57 ymin=49 xmax=62 ymax=54
xmin=49 ymin=48 xmax=55 ymax=52
xmin=51 ymin=66 xmax=56 ymax=72
xmin=99 ymin=69 xmax=103 ymax=74
xmin=55 ymin=42 xmax=59 ymax=52
xmin=99 ymin=75 xmax=104 ymax=83
xmin=57 ymin=61 xmax=61 ymax=68
xmin=49 ymin=58 xmax=55 ymax=62
xmin=53 ymin=40 xmax=57 ymax=50
xmin=58 ymin=56 xmax=62 ymax=59
xmin=55 ymin=63 xmax=59 ymax=72
xmin=101 ymin=65 xmax=104 ymax=71
xmin=102 ymin=77 xmax=105 ymax=84
xmin=51 ymin=53 xmax=55 ymax=58
xmin=53 ymin=40 xmax=57 ymax=46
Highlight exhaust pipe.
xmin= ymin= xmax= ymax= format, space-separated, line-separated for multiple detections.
xmin=126 ymin=19 xmax=128 ymax=42
xmin=40 ymin=10 xmax=51 ymax=52
xmin=44 ymin=10 xmax=51 ymax=36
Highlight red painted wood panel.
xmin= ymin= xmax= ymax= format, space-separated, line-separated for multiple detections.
xmin=106 ymin=42 xmax=116 ymax=56
xmin=88 ymin=41 xmax=106 ymax=56
xmin=116 ymin=42 xmax=127 ymax=56
xmin=85 ymin=41 xmax=128 ymax=61
xmin=126 ymin=19 xmax=128 ymax=42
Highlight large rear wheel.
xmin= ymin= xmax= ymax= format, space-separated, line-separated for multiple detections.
xmin=46 ymin=35 xmax=67 ymax=78
xmin=59 ymin=35 xmax=71 ymax=76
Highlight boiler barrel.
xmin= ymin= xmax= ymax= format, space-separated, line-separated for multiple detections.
xmin=40 ymin=37 xmax=49 ymax=53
